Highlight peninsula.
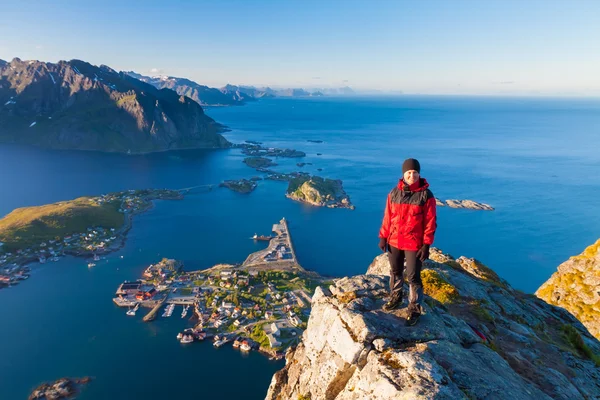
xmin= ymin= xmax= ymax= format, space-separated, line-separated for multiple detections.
xmin=113 ymin=218 xmax=331 ymax=359
xmin=0 ymin=189 xmax=185 ymax=288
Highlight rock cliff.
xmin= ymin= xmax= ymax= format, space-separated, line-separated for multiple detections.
xmin=536 ymin=238 xmax=600 ymax=340
xmin=266 ymin=249 xmax=600 ymax=400
xmin=0 ymin=58 xmax=230 ymax=153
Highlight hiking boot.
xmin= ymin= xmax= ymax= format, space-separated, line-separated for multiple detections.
xmin=405 ymin=311 xmax=421 ymax=326
xmin=383 ymin=291 xmax=403 ymax=311
xmin=405 ymin=304 xmax=422 ymax=326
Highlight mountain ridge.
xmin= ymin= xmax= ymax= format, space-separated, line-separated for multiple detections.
xmin=0 ymin=58 xmax=230 ymax=153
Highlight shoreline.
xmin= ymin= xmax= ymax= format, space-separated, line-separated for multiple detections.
xmin=0 ymin=189 xmax=185 ymax=289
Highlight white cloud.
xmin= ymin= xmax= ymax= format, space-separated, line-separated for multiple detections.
xmin=35 ymin=45 xmax=43 ymax=50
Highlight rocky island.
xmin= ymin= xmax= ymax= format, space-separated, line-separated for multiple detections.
xmin=219 ymin=179 xmax=258 ymax=194
xmin=536 ymin=238 xmax=600 ymax=340
xmin=285 ymin=175 xmax=355 ymax=210
xmin=235 ymin=143 xmax=306 ymax=158
xmin=435 ymin=198 xmax=494 ymax=211
xmin=243 ymin=156 xmax=278 ymax=169
xmin=29 ymin=377 xmax=91 ymax=400
xmin=266 ymin=248 xmax=600 ymax=400
xmin=0 ymin=58 xmax=230 ymax=153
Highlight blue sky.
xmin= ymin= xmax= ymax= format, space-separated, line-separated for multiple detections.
xmin=1 ymin=0 xmax=599 ymax=95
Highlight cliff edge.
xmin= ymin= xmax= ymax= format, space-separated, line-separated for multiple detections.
xmin=265 ymin=248 xmax=600 ymax=400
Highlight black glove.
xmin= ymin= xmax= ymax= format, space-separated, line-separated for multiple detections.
xmin=416 ymin=244 xmax=430 ymax=262
xmin=378 ymin=238 xmax=388 ymax=252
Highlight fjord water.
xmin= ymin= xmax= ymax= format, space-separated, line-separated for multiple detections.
xmin=1 ymin=96 xmax=599 ymax=399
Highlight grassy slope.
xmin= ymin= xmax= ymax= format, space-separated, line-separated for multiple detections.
xmin=0 ymin=197 xmax=124 ymax=251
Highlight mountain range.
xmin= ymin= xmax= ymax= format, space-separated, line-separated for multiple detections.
xmin=126 ymin=71 xmax=355 ymax=106
xmin=0 ymin=58 xmax=229 ymax=153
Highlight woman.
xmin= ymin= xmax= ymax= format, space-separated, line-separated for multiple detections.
xmin=378 ymin=158 xmax=437 ymax=326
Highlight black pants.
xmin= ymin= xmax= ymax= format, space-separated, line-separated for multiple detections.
xmin=388 ymin=245 xmax=423 ymax=311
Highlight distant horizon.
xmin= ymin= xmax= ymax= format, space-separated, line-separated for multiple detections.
xmin=3 ymin=55 xmax=600 ymax=99
xmin=2 ymin=1 xmax=599 ymax=96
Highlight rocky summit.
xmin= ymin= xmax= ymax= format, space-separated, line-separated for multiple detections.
xmin=536 ymin=238 xmax=600 ymax=340
xmin=266 ymin=248 xmax=600 ymax=400
xmin=0 ymin=58 xmax=230 ymax=153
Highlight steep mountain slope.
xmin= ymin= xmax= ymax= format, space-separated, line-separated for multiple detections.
xmin=0 ymin=58 xmax=229 ymax=153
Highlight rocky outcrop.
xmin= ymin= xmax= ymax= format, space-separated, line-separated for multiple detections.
xmin=29 ymin=377 xmax=91 ymax=399
xmin=536 ymin=238 xmax=600 ymax=340
xmin=266 ymin=250 xmax=600 ymax=400
xmin=285 ymin=176 xmax=354 ymax=210
xmin=0 ymin=58 xmax=230 ymax=153
xmin=443 ymin=199 xmax=494 ymax=211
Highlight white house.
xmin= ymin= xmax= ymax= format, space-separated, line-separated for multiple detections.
xmin=220 ymin=270 xmax=232 ymax=278
xmin=270 ymin=322 xmax=280 ymax=336
xmin=267 ymin=333 xmax=281 ymax=348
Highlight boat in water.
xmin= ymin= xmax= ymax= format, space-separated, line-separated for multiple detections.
xmin=162 ymin=303 xmax=175 ymax=317
xmin=213 ymin=335 xmax=230 ymax=348
xmin=126 ymin=303 xmax=139 ymax=316
xmin=240 ymin=342 xmax=251 ymax=352
xmin=177 ymin=328 xmax=194 ymax=340
xmin=251 ymin=233 xmax=275 ymax=241
xmin=93 ymin=254 xmax=100 ymax=261
xmin=181 ymin=305 xmax=189 ymax=318
xmin=87 ymin=263 xmax=96 ymax=268
xmin=180 ymin=334 xmax=194 ymax=344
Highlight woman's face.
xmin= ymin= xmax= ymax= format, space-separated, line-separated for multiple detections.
xmin=403 ymin=170 xmax=420 ymax=185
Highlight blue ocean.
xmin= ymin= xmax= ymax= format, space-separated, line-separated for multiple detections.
xmin=1 ymin=96 xmax=599 ymax=399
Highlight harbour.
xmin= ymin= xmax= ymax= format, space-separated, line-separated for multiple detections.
xmin=111 ymin=218 xmax=326 ymax=359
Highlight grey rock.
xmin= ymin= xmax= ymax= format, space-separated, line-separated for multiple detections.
xmin=266 ymin=249 xmax=600 ymax=400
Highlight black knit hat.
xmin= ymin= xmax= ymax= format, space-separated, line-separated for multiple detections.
xmin=402 ymin=158 xmax=421 ymax=174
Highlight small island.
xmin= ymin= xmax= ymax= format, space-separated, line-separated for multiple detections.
xmin=296 ymin=162 xmax=312 ymax=168
xmin=306 ymin=140 xmax=323 ymax=143
xmin=29 ymin=377 xmax=91 ymax=400
xmin=0 ymin=189 xmax=185 ymax=289
xmin=286 ymin=175 xmax=354 ymax=210
xmin=235 ymin=143 xmax=306 ymax=158
xmin=219 ymin=179 xmax=258 ymax=194
xmin=441 ymin=199 xmax=494 ymax=211
xmin=243 ymin=156 xmax=277 ymax=169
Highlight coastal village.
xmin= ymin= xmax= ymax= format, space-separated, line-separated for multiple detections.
xmin=112 ymin=218 xmax=328 ymax=359
xmin=0 ymin=189 xmax=183 ymax=289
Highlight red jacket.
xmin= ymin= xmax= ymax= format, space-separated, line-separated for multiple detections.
xmin=379 ymin=178 xmax=437 ymax=251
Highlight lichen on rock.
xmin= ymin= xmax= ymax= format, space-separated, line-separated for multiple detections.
xmin=536 ymin=238 xmax=600 ymax=340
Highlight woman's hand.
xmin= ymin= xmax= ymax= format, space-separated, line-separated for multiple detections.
xmin=378 ymin=238 xmax=388 ymax=252
xmin=416 ymin=244 xmax=430 ymax=261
